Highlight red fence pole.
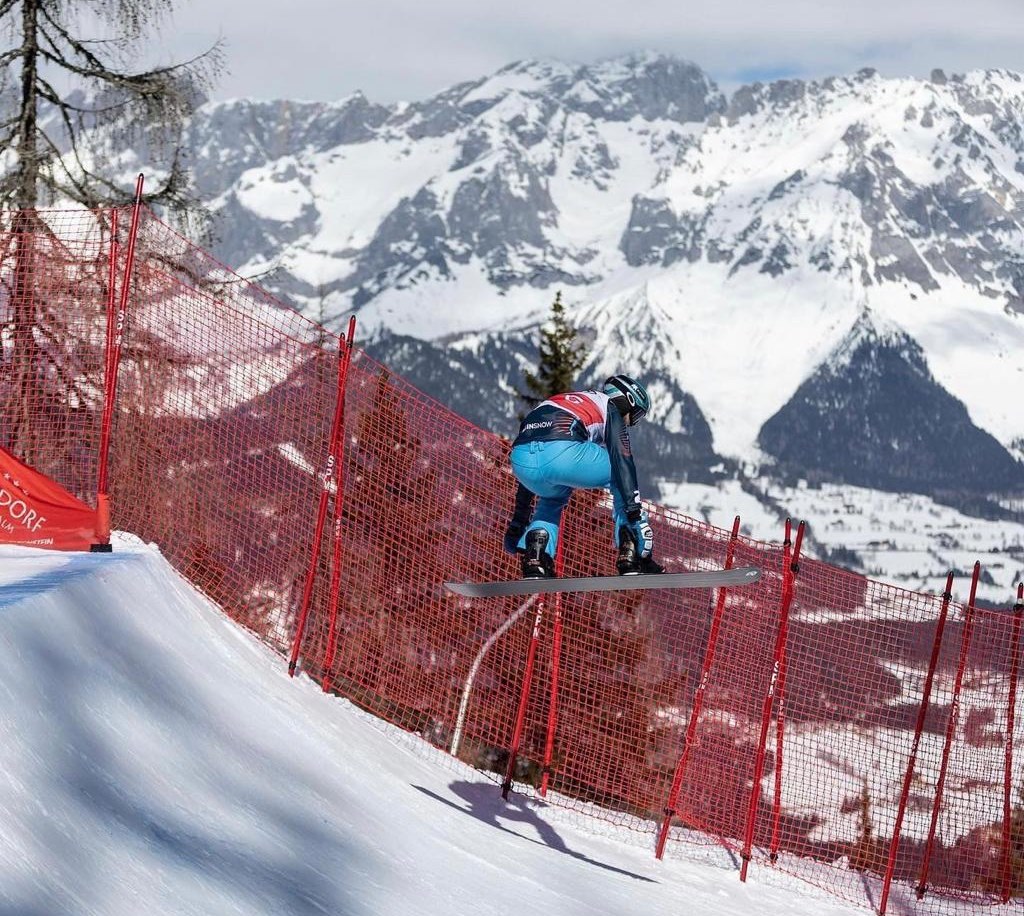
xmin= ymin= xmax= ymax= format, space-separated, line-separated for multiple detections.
xmin=102 ymin=208 xmax=119 ymax=402
xmin=502 ymin=597 xmax=546 ymax=800
xmin=288 ymin=324 xmax=350 ymax=677
xmin=917 ymin=562 xmax=980 ymax=898
xmin=540 ymin=535 xmax=565 ymax=797
xmin=655 ymin=515 xmax=741 ymax=859
xmin=740 ymin=519 xmax=804 ymax=882
xmin=879 ymin=571 xmax=955 ymax=916
xmin=769 ymin=519 xmax=805 ymax=863
xmin=94 ymin=175 xmax=144 ymax=550
xmin=1002 ymin=582 xmax=1024 ymax=903
xmin=321 ymin=316 xmax=358 ymax=693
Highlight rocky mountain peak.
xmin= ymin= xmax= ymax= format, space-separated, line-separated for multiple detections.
xmin=758 ymin=311 xmax=1024 ymax=496
xmin=400 ymin=52 xmax=723 ymax=134
xmin=566 ymin=52 xmax=725 ymax=123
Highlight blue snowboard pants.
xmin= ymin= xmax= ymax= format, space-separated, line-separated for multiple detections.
xmin=510 ymin=440 xmax=630 ymax=558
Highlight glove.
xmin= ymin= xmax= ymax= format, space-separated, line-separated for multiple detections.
xmin=631 ymin=512 xmax=654 ymax=559
xmin=503 ymin=520 xmax=526 ymax=555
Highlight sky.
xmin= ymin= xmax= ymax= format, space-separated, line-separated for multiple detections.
xmin=0 ymin=538 xmax=873 ymax=916
xmin=148 ymin=0 xmax=1024 ymax=103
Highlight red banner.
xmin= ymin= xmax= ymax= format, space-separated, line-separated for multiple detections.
xmin=0 ymin=447 xmax=97 ymax=551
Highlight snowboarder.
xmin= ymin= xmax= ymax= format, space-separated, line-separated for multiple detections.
xmin=502 ymin=374 xmax=665 ymax=579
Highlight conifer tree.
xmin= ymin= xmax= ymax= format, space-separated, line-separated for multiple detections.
xmin=520 ymin=290 xmax=588 ymax=409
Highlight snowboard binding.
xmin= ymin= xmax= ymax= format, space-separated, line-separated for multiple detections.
xmin=521 ymin=529 xmax=555 ymax=579
xmin=617 ymin=525 xmax=665 ymax=576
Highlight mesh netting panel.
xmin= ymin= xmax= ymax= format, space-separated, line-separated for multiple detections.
xmin=765 ymin=561 xmax=955 ymax=902
xmin=0 ymin=210 xmax=115 ymax=497
xmin=107 ymin=215 xmax=342 ymax=647
xmin=7 ymin=205 xmax=1023 ymax=915
xmin=301 ymin=351 xmax=523 ymax=733
xmin=902 ymin=606 xmax=1022 ymax=904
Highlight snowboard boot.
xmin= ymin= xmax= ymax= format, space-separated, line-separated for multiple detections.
xmin=616 ymin=526 xmax=665 ymax=576
xmin=522 ymin=529 xmax=555 ymax=579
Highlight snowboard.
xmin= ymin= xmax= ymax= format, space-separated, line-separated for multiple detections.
xmin=445 ymin=566 xmax=761 ymax=598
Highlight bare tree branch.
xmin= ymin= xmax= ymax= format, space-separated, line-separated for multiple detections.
xmin=0 ymin=0 xmax=225 ymax=460
xmin=1 ymin=0 xmax=222 ymax=212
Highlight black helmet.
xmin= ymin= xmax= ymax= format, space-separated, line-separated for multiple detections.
xmin=603 ymin=374 xmax=651 ymax=426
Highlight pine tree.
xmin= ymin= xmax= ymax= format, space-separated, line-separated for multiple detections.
xmin=520 ymin=291 xmax=588 ymax=410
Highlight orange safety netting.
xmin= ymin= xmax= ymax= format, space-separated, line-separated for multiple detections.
xmin=2 ymin=205 xmax=1022 ymax=914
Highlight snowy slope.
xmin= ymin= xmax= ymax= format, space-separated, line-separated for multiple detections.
xmin=600 ymin=67 xmax=1024 ymax=458
xmin=0 ymin=538 xmax=880 ymax=916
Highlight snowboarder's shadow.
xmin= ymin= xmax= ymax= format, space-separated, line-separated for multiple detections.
xmin=412 ymin=781 xmax=655 ymax=883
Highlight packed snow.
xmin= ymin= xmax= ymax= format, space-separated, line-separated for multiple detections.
xmin=0 ymin=538 xmax=891 ymax=916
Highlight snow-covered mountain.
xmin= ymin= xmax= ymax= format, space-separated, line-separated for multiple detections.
xmin=149 ymin=55 xmax=1024 ymax=503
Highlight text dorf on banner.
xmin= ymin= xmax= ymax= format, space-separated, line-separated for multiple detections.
xmin=0 ymin=447 xmax=97 ymax=551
